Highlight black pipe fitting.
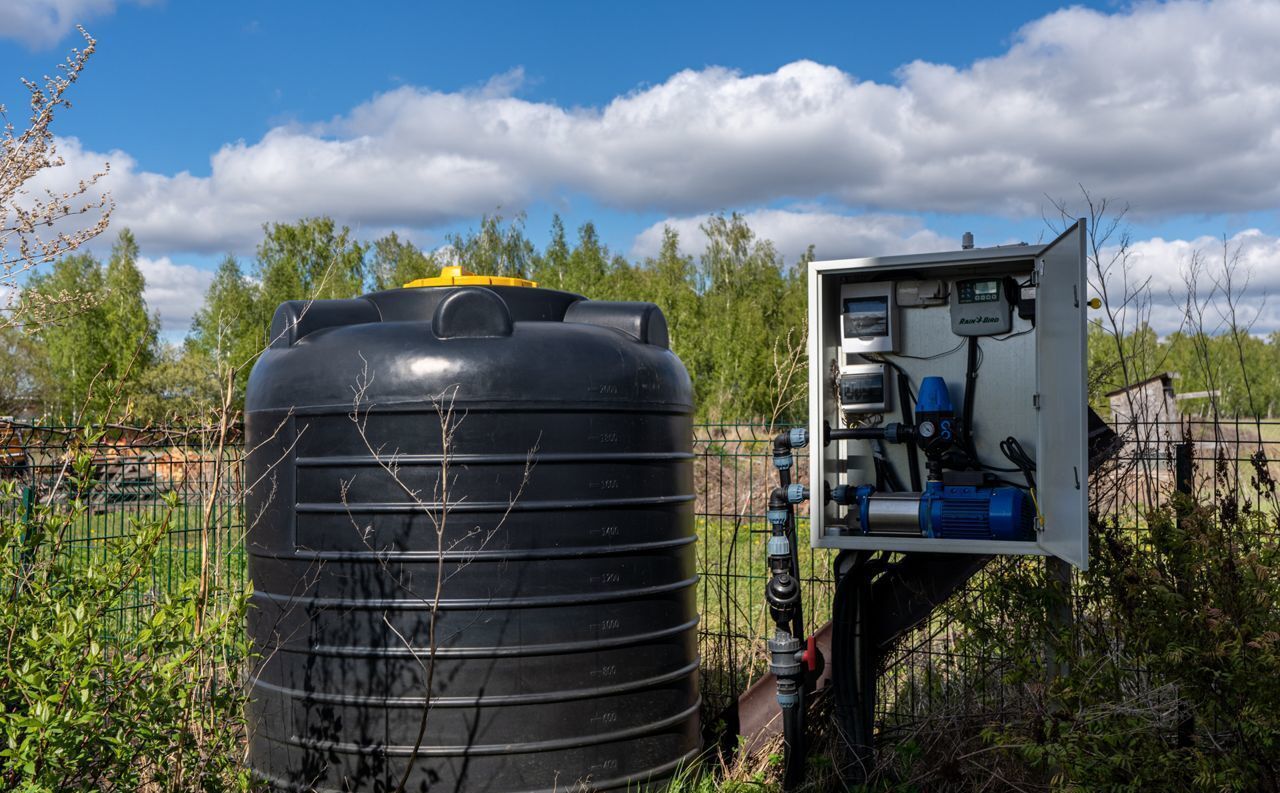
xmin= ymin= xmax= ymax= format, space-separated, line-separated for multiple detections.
xmin=767 ymin=572 xmax=801 ymax=623
xmin=825 ymin=420 xmax=914 ymax=446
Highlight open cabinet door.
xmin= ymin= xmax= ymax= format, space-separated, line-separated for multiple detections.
xmin=1035 ymin=219 xmax=1089 ymax=569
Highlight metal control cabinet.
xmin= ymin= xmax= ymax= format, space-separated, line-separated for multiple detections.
xmin=807 ymin=221 xmax=1088 ymax=569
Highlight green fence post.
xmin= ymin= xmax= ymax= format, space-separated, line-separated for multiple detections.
xmin=16 ymin=484 xmax=35 ymax=596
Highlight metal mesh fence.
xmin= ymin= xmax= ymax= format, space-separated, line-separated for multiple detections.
xmin=0 ymin=420 xmax=823 ymax=719
xmin=8 ymin=415 xmax=1270 ymax=741
xmin=692 ymin=423 xmax=833 ymax=717
xmin=0 ymin=421 xmax=246 ymax=637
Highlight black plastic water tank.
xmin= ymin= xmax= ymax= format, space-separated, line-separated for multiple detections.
xmin=243 ymin=274 xmax=700 ymax=792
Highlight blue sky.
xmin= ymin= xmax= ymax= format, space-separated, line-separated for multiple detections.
xmin=2 ymin=0 xmax=1279 ymax=338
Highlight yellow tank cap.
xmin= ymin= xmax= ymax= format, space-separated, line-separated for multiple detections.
xmin=403 ymin=265 xmax=537 ymax=289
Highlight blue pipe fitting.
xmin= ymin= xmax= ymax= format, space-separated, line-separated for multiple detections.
xmin=767 ymin=534 xmax=790 ymax=557
xmin=766 ymin=508 xmax=789 ymax=528
xmin=773 ymin=453 xmax=793 ymax=471
xmin=789 ymin=428 xmax=809 ymax=449
xmin=857 ymin=484 xmax=876 ymax=535
xmin=786 ymin=484 xmax=809 ymax=504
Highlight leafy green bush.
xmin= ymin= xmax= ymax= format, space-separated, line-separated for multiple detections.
xmin=0 ymin=433 xmax=254 ymax=792
xmin=875 ymin=455 xmax=1280 ymax=791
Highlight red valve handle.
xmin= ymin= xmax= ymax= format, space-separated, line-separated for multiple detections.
xmin=802 ymin=634 xmax=818 ymax=672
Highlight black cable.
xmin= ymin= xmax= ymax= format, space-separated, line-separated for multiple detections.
xmin=1000 ymin=435 xmax=1037 ymax=490
xmin=788 ymin=504 xmax=804 ymax=640
xmin=885 ymin=338 xmax=966 ymax=361
xmin=833 ymin=552 xmax=875 ymax=785
xmin=962 ymin=337 xmax=980 ymax=462
xmin=990 ymin=326 xmax=1035 ymax=342
xmin=873 ymin=439 xmax=905 ymax=493
xmin=897 ymin=369 xmax=923 ymax=491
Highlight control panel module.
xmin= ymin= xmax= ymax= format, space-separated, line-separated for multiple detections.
xmin=806 ymin=223 xmax=1089 ymax=568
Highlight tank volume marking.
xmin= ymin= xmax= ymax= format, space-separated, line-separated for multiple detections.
xmin=250 ymin=660 xmax=700 ymax=708
xmin=294 ymin=451 xmax=693 ymax=466
xmin=589 ymin=618 xmax=622 ymax=632
xmin=254 ymin=535 xmax=694 ymax=562
xmin=249 ymin=748 xmax=703 ymax=793
xmin=250 ymin=575 xmax=699 ymax=609
xmin=294 ymin=493 xmax=696 ymax=512
xmin=279 ymin=700 xmax=702 ymax=756
xmin=591 ymin=572 xmax=623 ymax=585
xmin=302 ymin=617 xmax=700 ymax=658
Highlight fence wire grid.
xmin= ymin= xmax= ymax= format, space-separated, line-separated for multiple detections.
xmin=4 ymin=416 xmax=1273 ymax=741
xmin=0 ymin=422 xmax=246 ymax=637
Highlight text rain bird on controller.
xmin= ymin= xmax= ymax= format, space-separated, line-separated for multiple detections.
xmin=243 ymin=267 xmax=700 ymax=792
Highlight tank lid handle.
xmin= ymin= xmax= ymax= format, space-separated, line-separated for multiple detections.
xmin=563 ymin=301 xmax=669 ymax=349
xmin=432 ymin=287 xmax=515 ymax=339
xmin=270 ymin=297 xmax=381 ymax=349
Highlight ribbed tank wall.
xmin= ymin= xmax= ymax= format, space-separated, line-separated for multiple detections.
xmin=243 ymin=286 xmax=699 ymax=793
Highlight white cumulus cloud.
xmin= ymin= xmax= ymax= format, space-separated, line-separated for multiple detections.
xmin=1096 ymin=229 xmax=1280 ymax=336
xmin=630 ymin=209 xmax=957 ymax=263
xmin=0 ymin=0 xmax=150 ymax=48
xmin=136 ymin=255 xmax=213 ymax=334
xmin=36 ymin=0 xmax=1280 ymax=257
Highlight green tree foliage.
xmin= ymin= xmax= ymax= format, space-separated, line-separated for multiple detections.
xmin=0 ymin=325 xmax=49 ymax=415
xmin=184 ymin=256 xmax=265 ymax=410
xmin=19 ymin=230 xmax=158 ymax=420
xmin=369 ymin=231 xmax=437 ymax=291
xmin=684 ymin=214 xmax=806 ymax=421
xmin=530 ymin=215 xmax=573 ymax=291
xmin=255 ymin=217 xmax=368 ymax=311
xmin=181 ymin=219 xmax=375 ymax=415
xmin=637 ymin=227 xmax=700 ymax=369
xmin=1089 ymin=323 xmax=1280 ymax=419
xmin=101 ymin=229 xmax=159 ymax=378
xmin=446 ymin=214 xmax=535 ymax=279
xmin=22 ymin=253 xmax=109 ymax=419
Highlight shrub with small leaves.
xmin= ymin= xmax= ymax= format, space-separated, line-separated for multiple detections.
xmin=0 ymin=429 xmax=255 ymax=792
xmin=873 ymin=452 xmax=1280 ymax=792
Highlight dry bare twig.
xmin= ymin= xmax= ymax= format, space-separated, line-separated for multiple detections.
xmin=345 ymin=360 xmax=536 ymax=793
xmin=1 ymin=26 xmax=112 ymax=331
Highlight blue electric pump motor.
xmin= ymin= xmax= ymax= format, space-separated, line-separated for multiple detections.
xmin=833 ymin=376 xmax=1036 ymax=542
xmin=920 ymin=481 xmax=1033 ymax=540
